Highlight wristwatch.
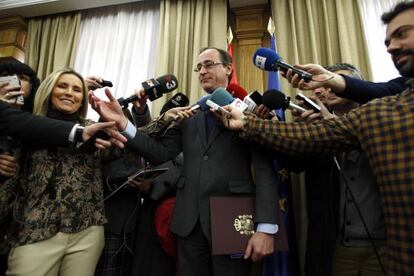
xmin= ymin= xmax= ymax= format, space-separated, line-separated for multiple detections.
xmin=74 ymin=125 xmax=85 ymax=144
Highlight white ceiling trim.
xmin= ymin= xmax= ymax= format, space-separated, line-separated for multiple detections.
xmin=0 ymin=0 xmax=58 ymax=9
xmin=0 ymin=0 xmax=144 ymax=18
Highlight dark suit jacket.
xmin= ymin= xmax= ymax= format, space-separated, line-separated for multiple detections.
xmin=279 ymin=153 xmax=339 ymax=276
xmin=102 ymin=108 xmax=152 ymax=235
xmin=149 ymin=153 xmax=182 ymax=201
xmin=0 ymin=102 xmax=73 ymax=147
xmin=340 ymin=75 xmax=407 ymax=104
xmin=127 ymin=110 xmax=280 ymax=240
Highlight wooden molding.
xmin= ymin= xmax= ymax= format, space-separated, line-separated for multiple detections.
xmin=0 ymin=16 xmax=27 ymax=62
xmin=230 ymin=4 xmax=269 ymax=92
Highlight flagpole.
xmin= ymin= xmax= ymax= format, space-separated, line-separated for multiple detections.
xmin=226 ymin=26 xmax=238 ymax=85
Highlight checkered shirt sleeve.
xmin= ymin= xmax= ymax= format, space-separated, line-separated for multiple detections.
xmin=240 ymin=88 xmax=414 ymax=276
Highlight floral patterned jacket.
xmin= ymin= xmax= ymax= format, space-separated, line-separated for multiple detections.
xmin=10 ymin=120 xmax=106 ymax=247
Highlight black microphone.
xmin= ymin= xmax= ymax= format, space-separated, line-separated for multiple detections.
xmin=99 ymin=79 xmax=113 ymax=87
xmin=253 ymin=48 xmax=312 ymax=82
xmin=262 ymin=89 xmax=307 ymax=113
xmin=160 ymin=92 xmax=189 ymax=114
xmin=118 ymin=74 xmax=178 ymax=109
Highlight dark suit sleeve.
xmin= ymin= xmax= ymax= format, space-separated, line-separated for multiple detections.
xmin=277 ymin=152 xmax=311 ymax=174
xmin=131 ymin=105 xmax=152 ymax=127
xmin=0 ymin=102 xmax=74 ymax=147
xmin=127 ymin=124 xmax=182 ymax=165
xmin=149 ymin=153 xmax=183 ymax=200
xmin=338 ymin=75 xmax=407 ymax=104
xmin=251 ymin=144 xmax=280 ymax=225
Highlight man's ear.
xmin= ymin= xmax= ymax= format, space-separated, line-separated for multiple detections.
xmin=226 ymin=64 xmax=233 ymax=75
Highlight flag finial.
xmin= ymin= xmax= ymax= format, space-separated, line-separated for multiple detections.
xmin=226 ymin=26 xmax=233 ymax=44
xmin=267 ymin=17 xmax=275 ymax=36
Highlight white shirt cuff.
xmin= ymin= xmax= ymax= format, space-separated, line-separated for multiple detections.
xmin=122 ymin=120 xmax=137 ymax=140
xmin=256 ymin=223 xmax=279 ymax=234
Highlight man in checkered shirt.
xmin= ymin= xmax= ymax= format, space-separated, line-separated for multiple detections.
xmin=217 ymin=2 xmax=414 ymax=275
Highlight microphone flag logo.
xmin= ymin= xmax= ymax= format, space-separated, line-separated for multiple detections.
xmin=254 ymin=55 xmax=266 ymax=69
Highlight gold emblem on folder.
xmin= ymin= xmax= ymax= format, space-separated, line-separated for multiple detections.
xmin=233 ymin=214 xmax=255 ymax=235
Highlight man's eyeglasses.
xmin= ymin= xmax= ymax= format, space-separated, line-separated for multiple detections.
xmin=194 ymin=61 xmax=223 ymax=72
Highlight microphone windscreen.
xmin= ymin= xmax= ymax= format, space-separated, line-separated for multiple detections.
xmin=160 ymin=92 xmax=189 ymax=114
xmin=262 ymin=89 xmax=286 ymax=110
xmin=253 ymin=47 xmax=282 ymax=71
xmin=226 ymin=83 xmax=248 ymax=100
xmin=156 ymin=74 xmax=179 ymax=93
xmin=169 ymin=92 xmax=189 ymax=107
xmin=208 ymin=87 xmax=234 ymax=106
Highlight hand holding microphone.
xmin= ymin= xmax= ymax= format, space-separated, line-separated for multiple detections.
xmin=253 ymin=48 xmax=312 ymax=82
xmin=118 ymin=74 xmax=179 ymax=109
xmin=296 ymin=95 xmax=336 ymax=123
xmin=284 ymin=63 xmax=337 ymax=91
xmin=160 ymin=93 xmax=198 ymax=122
xmin=86 ymin=76 xmax=113 ymax=91
xmin=253 ymin=48 xmax=338 ymax=91
xmin=165 ymin=105 xmax=199 ymax=122
xmin=261 ymin=90 xmax=325 ymax=122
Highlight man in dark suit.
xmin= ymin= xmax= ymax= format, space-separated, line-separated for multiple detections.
xmin=90 ymin=47 xmax=280 ymax=276
xmin=0 ymin=100 xmax=125 ymax=148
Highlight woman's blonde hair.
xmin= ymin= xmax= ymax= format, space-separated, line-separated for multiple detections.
xmin=33 ymin=68 xmax=89 ymax=119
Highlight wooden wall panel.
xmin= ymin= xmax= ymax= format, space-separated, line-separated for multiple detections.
xmin=230 ymin=5 xmax=269 ymax=92
xmin=0 ymin=16 xmax=27 ymax=62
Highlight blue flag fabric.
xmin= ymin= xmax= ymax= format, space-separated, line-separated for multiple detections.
xmin=262 ymin=34 xmax=300 ymax=276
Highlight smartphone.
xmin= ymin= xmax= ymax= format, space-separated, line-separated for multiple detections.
xmin=206 ymin=99 xmax=231 ymax=115
xmin=295 ymin=92 xmax=321 ymax=112
xmin=249 ymin=91 xmax=262 ymax=105
xmin=0 ymin=75 xmax=23 ymax=105
xmin=189 ymin=104 xmax=200 ymax=112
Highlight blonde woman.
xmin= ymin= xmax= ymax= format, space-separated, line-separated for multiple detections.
xmin=6 ymin=69 xmax=106 ymax=276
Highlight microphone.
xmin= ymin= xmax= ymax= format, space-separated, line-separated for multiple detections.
xmin=118 ymin=74 xmax=178 ymax=109
xmin=99 ymin=79 xmax=113 ymax=87
xmin=262 ymin=89 xmax=307 ymax=113
xmin=160 ymin=92 xmax=189 ymax=114
xmin=206 ymin=87 xmax=247 ymax=114
xmin=253 ymin=48 xmax=312 ymax=82
xmin=206 ymin=87 xmax=234 ymax=114
xmin=226 ymin=83 xmax=248 ymax=100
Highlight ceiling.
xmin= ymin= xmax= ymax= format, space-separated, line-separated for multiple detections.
xmin=0 ymin=0 xmax=144 ymax=18
xmin=0 ymin=0 xmax=267 ymax=19
xmin=229 ymin=0 xmax=266 ymax=8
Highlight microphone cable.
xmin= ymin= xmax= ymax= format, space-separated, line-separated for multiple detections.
xmin=333 ymin=156 xmax=386 ymax=275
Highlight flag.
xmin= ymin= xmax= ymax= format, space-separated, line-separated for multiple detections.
xmin=226 ymin=26 xmax=238 ymax=85
xmin=262 ymin=17 xmax=300 ymax=276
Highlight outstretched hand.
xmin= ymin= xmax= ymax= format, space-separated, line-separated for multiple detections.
xmin=211 ymin=105 xmax=246 ymax=131
xmin=281 ymin=63 xmax=337 ymax=91
xmin=83 ymin=121 xmax=127 ymax=149
xmin=89 ymin=89 xmax=128 ymax=131
xmin=164 ymin=105 xmax=198 ymax=122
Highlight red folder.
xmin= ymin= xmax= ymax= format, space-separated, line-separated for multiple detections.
xmin=210 ymin=196 xmax=289 ymax=255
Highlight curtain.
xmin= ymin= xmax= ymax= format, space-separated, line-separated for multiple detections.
xmin=271 ymin=0 xmax=372 ymax=97
xmin=358 ymin=0 xmax=400 ymax=81
xmin=152 ymin=0 xmax=227 ymax=116
xmin=270 ymin=1 xmax=372 ymax=274
xmin=26 ymin=13 xmax=81 ymax=81
xmin=74 ymin=1 xmax=160 ymax=120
